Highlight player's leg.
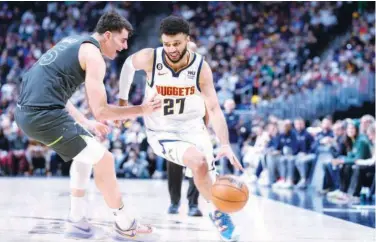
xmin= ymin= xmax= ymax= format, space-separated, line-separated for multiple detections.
xmin=69 ymin=135 xmax=155 ymax=240
xmin=182 ymin=146 xmax=213 ymax=201
xmin=181 ymin=146 xmax=239 ymax=242
xmin=167 ymin=161 xmax=183 ymax=214
xmin=15 ymin=109 xmax=154 ymax=240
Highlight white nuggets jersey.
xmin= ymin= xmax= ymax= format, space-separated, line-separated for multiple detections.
xmin=144 ymin=47 xmax=206 ymax=133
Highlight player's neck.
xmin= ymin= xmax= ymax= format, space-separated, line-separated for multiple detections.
xmin=91 ymin=33 xmax=103 ymax=52
xmin=164 ymin=50 xmax=191 ymax=73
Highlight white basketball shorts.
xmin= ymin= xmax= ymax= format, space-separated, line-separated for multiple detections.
xmin=146 ymin=128 xmax=216 ymax=177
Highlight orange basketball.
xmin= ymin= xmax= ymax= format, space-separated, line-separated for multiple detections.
xmin=211 ymin=175 xmax=249 ymax=213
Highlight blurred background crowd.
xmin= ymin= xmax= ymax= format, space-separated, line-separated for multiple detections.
xmin=0 ymin=2 xmax=374 ymax=204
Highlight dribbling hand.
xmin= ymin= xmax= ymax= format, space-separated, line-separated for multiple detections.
xmin=141 ymin=93 xmax=162 ymax=115
xmin=214 ymin=145 xmax=244 ymax=171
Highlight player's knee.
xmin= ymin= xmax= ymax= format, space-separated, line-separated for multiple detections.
xmin=73 ymin=135 xmax=107 ymax=165
xmin=192 ymin=155 xmax=208 ymax=178
xmin=70 ymin=160 xmax=92 ymax=190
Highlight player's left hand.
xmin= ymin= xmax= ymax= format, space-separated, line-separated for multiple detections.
xmin=214 ymin=145 xmax=244 ymax=171
xmin=86 ymin=120 xmax=110 ymax=138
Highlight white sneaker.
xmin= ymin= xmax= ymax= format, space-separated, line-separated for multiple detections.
xmin=327 ymin=189 xmax=342 ymax=198
xmin=113 ymin=219 xmax=157 ymax=241
xmin=65 ymin=217 xmax=94 ymax=239
xmin=272 ymin=179 xmax=285 ymax=189
xmin=280 ymin=180 xmax=293 ymax=189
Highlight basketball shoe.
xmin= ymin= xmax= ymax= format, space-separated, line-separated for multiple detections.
xmin=113 ymin=219 xmax=155 ymax=241
xmin=209 ymin=210 xmax=240 ymax=242
xmin=65 ymin=217 xmax=94 ymax=239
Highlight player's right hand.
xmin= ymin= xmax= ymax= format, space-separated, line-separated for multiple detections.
xmin=141 ymin=93 xmax=162 ymax=115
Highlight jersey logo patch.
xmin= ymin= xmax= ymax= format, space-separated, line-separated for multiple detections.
xmin=157 ymin=63 xmax=163 ymax=70
xmin=187 ymin=71 xmax=196 ymax=79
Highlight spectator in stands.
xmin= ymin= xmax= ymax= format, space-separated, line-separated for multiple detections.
xmin=347 ymin=124 xmax=375 ymax=201
xmin=241 ymin=125 xmax=270 ymax=183
xmin=8 ymin=128 xmax=28 ymax=175
xmin=294 ymin=118 xmax=315 ymax=189
xmin=318 ymin=120 xmax=348 ymax=193
xmin=359 ymin=114 xmax=375 ymax=136
xmin=273 ymin=120 xmax=298 ymax=189
xmin=326 ymin=121 xmax=372 ymax=200
xmin=0 ymin=127 xmax=10 ymax=175
xmin=312 ymin=117 xmax=334 ymax=153
xmin=265 ymin=122 xmax=280 ymax=186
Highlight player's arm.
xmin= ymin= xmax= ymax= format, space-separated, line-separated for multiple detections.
xmin=80 ymin=44 xmax=159 ymax=121
xmin=199 ymin=61 xmax=230 ymax=145
xmin=118 ymin=48 xmax=154 ymax=106
xmin=199 ymin=61 xmax=243 ymax=170
xmin=65 ymin=100 xmax=90 ymax=126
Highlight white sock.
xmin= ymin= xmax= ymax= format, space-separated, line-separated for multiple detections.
xmin=207 ymin=201 xmax=218 ymax=215
xmin=112 ymin=203 xmax=135 ymax=230
xmin=69 ymin=195 xmax=87 ymax=222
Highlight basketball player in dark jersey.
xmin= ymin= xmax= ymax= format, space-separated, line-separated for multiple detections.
xmin=15 ymin=11 xmax=160 ymax=240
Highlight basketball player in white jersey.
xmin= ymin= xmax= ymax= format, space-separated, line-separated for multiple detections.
xmin=118 ymin=16 xmax=243 ymax=242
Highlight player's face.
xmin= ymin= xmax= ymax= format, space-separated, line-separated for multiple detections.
xmin=161 ymin=33 xmax=189 ymax=63
xmin=102 ymin=29 xmax=129 ymax=60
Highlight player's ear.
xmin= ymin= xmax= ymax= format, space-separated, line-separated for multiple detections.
xmin=104 ymin=31 xmax=112 ymax=41
xmin=186 ymin=35 xmax=190 ymax=42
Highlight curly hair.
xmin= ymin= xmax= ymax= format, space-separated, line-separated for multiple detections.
xmin=160 ymin=15 xmax=190 ymax=36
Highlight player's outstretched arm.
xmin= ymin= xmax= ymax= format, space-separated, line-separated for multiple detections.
xmin=199 ymin=61 xmax=243 ymax=170
xmin=79 ymin=44 xmax=160 ymax=121
xmin=118 ymin=48 xmax=154 ymax=105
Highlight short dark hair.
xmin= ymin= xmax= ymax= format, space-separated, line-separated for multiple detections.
xmin=95 ymin=11 xmax=133 ymax=36
xmin=160 ymin=15 xmax=190 ymax=36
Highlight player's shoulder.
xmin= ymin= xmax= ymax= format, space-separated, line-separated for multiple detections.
xmin=80 ymin=42 xmax=101 ymax=55
xmin=78 ymin=43 xmax=104 ymax=70
xmin=199 ymin=60 xmax=212 ymax=76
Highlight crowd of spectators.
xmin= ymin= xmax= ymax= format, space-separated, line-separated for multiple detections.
xmin=240 ymin=112 xmax=375 ymax=203
xmin=171 ymin=2 xmax=375 ymax=109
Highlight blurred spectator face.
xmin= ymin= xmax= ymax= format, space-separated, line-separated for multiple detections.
xmin=161 ymin=33 xmax=189 ymax=63
xmin=224 ymin=99 xmax=235 ymax=113
xmin=101 ymin=28 xmax=129 ymax=60
xmin=321 ymin=118 xmax=332 ymax=132
xmin=346 ymin=123 xmax=357 ymax=139
xmin=366 ymin=125 xmax=375 ymax=144
xmin=360 ymin=115 xmax=374 ymax=134
xmin=252 ymin=126 xmax=262 ymax=137
xmin=333 ymin=122 xmax=344 ymax=137
xmin=282 ymin=120 xmax=292 ymax=134
xmin=294 ymin=119 xmax=305 ymax=132
xmin=268 ymin=123 xmax=278 ymax=137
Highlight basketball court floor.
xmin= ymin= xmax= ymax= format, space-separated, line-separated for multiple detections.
xmin=0 ymin=177 xmax=375 ymax=242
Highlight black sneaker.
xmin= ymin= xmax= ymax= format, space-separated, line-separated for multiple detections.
xmin=167 ymin=204 xmax=180 ymax=214
xmin=188 ymin=206 xmax=203 ymax=217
